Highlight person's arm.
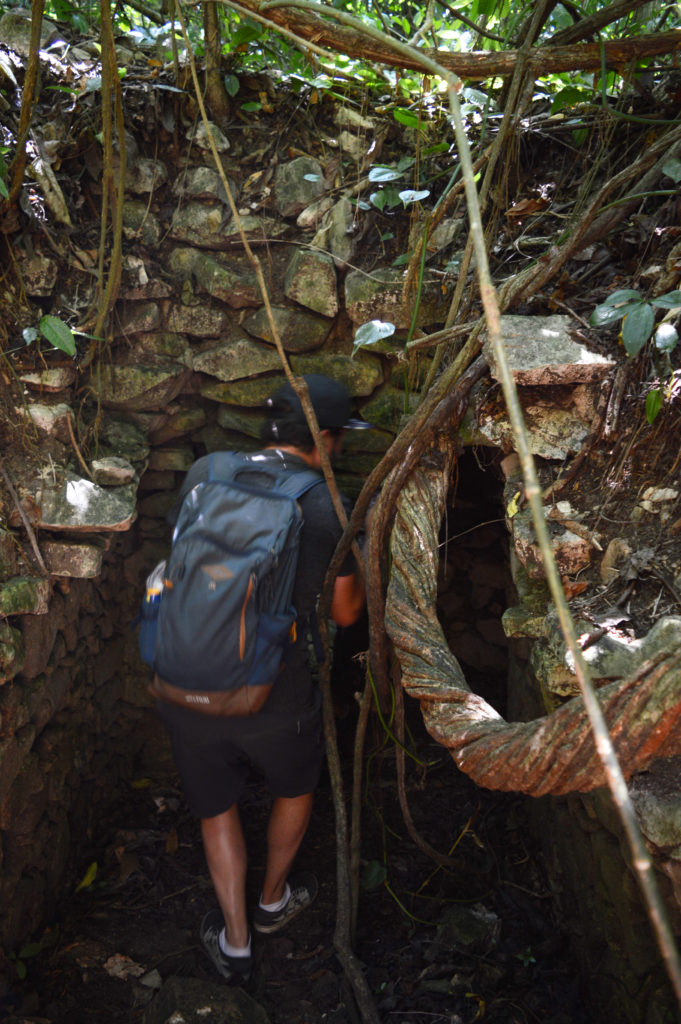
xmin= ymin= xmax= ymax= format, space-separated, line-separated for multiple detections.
xmin=330 ymin=572 xmax=365 ymax=627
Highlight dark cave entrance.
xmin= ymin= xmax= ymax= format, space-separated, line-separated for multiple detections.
xmin=436 ymin=446 xmax=510 ymax=717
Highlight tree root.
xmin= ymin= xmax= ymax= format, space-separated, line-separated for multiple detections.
xmin=385 ymin=438 xmax=681 ymax=797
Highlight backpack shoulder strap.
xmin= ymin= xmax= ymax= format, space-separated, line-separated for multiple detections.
xmin=275 ymin=468 xmax=324 ymax=502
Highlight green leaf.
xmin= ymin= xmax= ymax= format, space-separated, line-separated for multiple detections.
xmin=39 ymin=315 xmax=76 ymax=356
xmin=399 ymin=189 xmax=429 ymax=205
xmin=231 ymin=25 xmax=262 ymax=47
xmin=370 ymin=190 xmax=387 ymax=211
xmin=368 ymin=166 xmax=402 ymax=183
xmin=422 ymin=142 xmax=449 ymax=156
xmin=650 ymin=290 xmax=681 ymax=309
xmin=240 ymin=101 xmax=262 ymax=112
xmin=15 ymin=960 xmax=27 ymax=980
xmin=352 ymin=320 xmax=395 ymax=356
xmin=550 ymin=86 xmax=589 ymax=114
xmin=303 ymin=173 xmax=321 ymax=181
xmin=18 ymin=942 xmax=42 ymax=959
xmin=393 ymin=107 xmax=420 ymax=128
xmin=662 ymin=158 xmax=681 ymax=183
xmin=361 ymin=859 xmax=387 ymax=891
xmin=392 ymin=252 xmax=411 ymax=267
xmin=45 ymin=84 xmax=78 ymax=97
xmin=654 ymin=322 xmax=678 ymax=354
xmin=224 ymin=73 xmax=240 ymax=97
xmin=75 ymin=861 xmax=98 ymax=893
xmin=621 ymin=302 xmax=655 ymax=357
xmin=131 ymin=777 xmax=154 ymax=789
xmin=601 ymin=288 xmax=641 ymax=307
xmin=0 ymin=177 xmax=8 ymax=200
xmin=645 ymin=388 xmax=662 ymax=424
xmin=590 ymin=302 xmax=638 ymax=327
xmin=383 ymin=187 xmax=403 ymax=209
xmin=462 ymin=87 xmax=490 ymax=109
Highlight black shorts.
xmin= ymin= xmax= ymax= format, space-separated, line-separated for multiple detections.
xmin=157 ymin=691 xmax=323 ymax=819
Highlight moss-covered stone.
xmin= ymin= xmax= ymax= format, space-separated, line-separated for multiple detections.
xmin=122 ymin=201 xmax=161 ymax=245
xmin=192 ymin=254 xmax=259 ymax=309
xmin=289 ymin=352 xmax=382 ymax=396
xmin=361 ymin=384 xmax=419 ymax=432
xmin=501 ymin=605 xmax=546 ymax=639
xmin=0 ymin=529 xmax=19 ymax=581
xmin=284 ymin=249 xmax=338 ymax=317
xmin=193 ymin=337 xmax=281 ymax=381
xmin=200 ymin=375 xmax=284 ymax=407
xmin=99 ymin=415 xmax=150 ymax=463
xmin=345 ymin=266 xmax=452 ymax=328
xmin=0 ymin=622 xmax=24 ymax=684
xmin=244 ymin=306 xmax=330 ymax=353
xmin=90 ymin=363 xmax=189 ymax=411
xmin=215 ymin=406 xmax=264 ymax=439
xmin=0 ymin=578 xmax=51 ymax=617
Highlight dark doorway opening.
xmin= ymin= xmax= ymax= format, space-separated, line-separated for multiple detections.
xmin=436 ymin=447 xmax=510 ymax=716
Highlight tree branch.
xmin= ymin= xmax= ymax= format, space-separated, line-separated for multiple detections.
xmin=549 ymin=0 xmax=651 ymax=46
xmin=224 ymin=1 xmax=681 ymax=80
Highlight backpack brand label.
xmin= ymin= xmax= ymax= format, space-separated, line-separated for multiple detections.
xmin=201 ymin=563 xmax=234 ymax=581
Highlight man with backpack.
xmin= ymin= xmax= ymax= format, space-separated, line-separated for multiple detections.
xmin=153 ymin=375 xmax=367 ymax=983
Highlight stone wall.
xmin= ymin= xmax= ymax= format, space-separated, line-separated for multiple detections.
xmin=2 ymin=115 xmax=450 ymax=956
xmin=0 ymin=529 xmax=161 ymax=948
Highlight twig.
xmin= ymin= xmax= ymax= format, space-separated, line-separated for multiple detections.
xmin=603 ymin=364 xmax=629 ymax=441
xmin=67 ymin=413 xmax=93 ymax=481
xmin=350 ymin=676 xmax=374 ymax=940
xmin=0 ymin=461 xmax=48 ymax=575
xmin=3 ymin=0 xmax=44 ymax=207
xmin=648 ymin=566 xmax=681 ymax=609
xmin=406 ymin=321 xmax=478 ymax=352
xmin=546 ymin=509 xmax=604 ymax=551
xmin=394 ymin=662 xmax=459 ymax=868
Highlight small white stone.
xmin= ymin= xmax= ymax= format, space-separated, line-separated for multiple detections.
xmin=641 ymin=486 xmax=678 ymax=503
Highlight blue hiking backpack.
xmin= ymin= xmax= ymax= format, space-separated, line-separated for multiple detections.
xmin=140 ymin=451 xmax=323 ymax=715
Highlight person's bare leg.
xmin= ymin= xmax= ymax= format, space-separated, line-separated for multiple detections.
xmin=201 ymin=804 xmax=249 ymax=948
xmin=261 ymin=792 xmax=314 ymax=905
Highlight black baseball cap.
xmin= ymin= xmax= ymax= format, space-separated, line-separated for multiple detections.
xmin=266 ymin=375 xmax=372 ymax=430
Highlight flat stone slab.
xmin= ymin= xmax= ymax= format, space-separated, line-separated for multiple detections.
xmin=20 ymin=366 xmax=77 ymax=392
xmin=484 ymin=315 xmax=615 ymax=385
xmin=473 ymin=400 xmax=591 ymax=460
xmin=193 ymin=337 xmax=280 ymax=382
xmin=37 ymin=474 xmax=137 ymax=533
xmin=536 ymin=614 xmax=681 ymax=698
xmin=91 ymin=457 xmax=136 ymax=485
xmin=42 ymin=540 xmax=105 ymax=578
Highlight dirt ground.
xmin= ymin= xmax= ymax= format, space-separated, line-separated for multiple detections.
xmin=1 ymin=701 xmax=590 ymax=1024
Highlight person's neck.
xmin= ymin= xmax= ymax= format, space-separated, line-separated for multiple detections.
xmin=265 ymin=444 xmax=317 ymax=468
